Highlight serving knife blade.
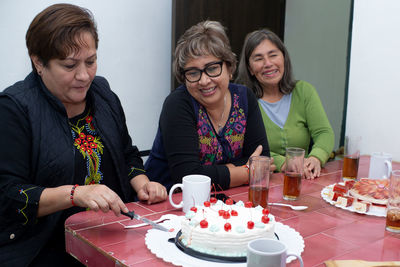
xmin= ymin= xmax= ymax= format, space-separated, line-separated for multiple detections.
xmin=121 ymin=210 xmax=169 ymax=232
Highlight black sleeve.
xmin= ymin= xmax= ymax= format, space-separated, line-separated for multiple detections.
xmin=114 ymin=94 xmax=145 ymax=180
xmin=159 ymin=90 xmax=231 ymax=189
xmin=0 ymin=96 xmax=44 ymax=245
xmin=230 ymin=87 xmax=270 ymax=166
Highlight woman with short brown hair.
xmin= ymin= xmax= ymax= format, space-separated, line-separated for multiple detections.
xmin=0 ymin=4 xmax=167 ymax=266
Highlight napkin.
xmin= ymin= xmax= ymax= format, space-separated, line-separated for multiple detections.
xmin=325 ymin=260 xmax=400 ymax=267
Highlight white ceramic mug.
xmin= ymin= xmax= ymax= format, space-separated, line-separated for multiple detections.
xmin=368 ymin=152 xmax=392 ymax=179
xmin=168 ymin=174 xmax=210 ymax=213
xmin=247 ymin=238 xmax=303 ymax=267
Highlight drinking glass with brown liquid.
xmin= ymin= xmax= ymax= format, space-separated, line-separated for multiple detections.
xmin=386 ymin=170 xmax=400 ymax=233
xmin=248 ymin=156 xmax=270 ymax=208
xmin=283 ymin=147 xmax=305 ymax=200
xmin=342 ymin=135 xmax=361 ymax=181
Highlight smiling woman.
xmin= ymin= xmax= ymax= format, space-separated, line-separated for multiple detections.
xmin=0 ymin=3 xmax=167 ymax=266
xmin=145 ymin=20 xmax=273 ymax=192
xmin=236 ymin=29 xmax=335 ymax=180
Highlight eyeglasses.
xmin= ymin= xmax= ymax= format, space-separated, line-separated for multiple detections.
xmin=182 ymin=61 xmax=223 ymax=83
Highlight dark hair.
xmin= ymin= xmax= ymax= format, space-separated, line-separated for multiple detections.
xmin=236 ymin=29 xmax=296 ymax=98
xmin=173 ymin=20 xmax=237 ymax=84
xmin=26 ymin=3 xmax=98 ymax=73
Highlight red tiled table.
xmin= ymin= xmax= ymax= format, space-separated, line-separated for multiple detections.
xmin=65 ymin=156 xmax=400 ymax=266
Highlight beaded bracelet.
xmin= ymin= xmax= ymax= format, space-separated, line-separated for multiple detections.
xmin=70 ymin=184 xmax=79 ymax=206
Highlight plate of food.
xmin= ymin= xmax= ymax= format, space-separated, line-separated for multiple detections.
xmin=321 ymin=178 xmax=388 ymax=217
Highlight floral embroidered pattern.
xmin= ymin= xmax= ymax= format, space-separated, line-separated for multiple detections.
xmin=197 ymin=93 xmax=246 ymax=164
xmin=70 ymin=112 xmax=104 ymax=185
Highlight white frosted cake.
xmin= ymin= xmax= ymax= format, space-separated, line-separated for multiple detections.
xmin=180 ymin=199 xmax=275 ymax=257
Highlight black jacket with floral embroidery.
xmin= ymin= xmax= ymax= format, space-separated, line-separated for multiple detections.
xmin=0 ymin=72 xmax=144 ymax=266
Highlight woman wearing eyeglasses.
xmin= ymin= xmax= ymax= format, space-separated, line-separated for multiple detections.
xmin=145 ymin=21 xmax=273 ymax=191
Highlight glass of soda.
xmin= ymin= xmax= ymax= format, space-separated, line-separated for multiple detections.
xmin=248 ymin=156 xmax=270 ymax=208
xmin=386 ymin=170 xmax=400 ymax=233
xmin=342 ymin=135 xmax=361 ymax=181
xmin=283 ymin=147 xmax=305 ymax=200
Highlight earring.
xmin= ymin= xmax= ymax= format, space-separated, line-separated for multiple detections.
xmin=38 ymin=70 xmax=42 ymax=75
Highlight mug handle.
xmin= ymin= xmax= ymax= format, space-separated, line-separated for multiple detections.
xmin=286 ymin=254 xmax=303 ymax=267
xmin=384 ymin=160 xmax=392 ymax=179
xmin=169 ymin=183 xmax=184 ymax=209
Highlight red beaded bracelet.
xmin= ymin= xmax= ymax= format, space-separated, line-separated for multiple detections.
xmin=70 ymin=184 xmax=79 ymax=206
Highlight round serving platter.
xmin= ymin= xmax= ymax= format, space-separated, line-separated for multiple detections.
xmin=321 ymin=184 xmax=386 ymax=217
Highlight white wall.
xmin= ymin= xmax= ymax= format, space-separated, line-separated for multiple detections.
xmin=347 ymin=0 xmax=400 ymax=160
xmin=284 ymin=0 xmax=351 ymax=150
xmin=2 ymin=0 xmax=399 ymax=161
xmin=0 ymin=0 xmax=172 ymax=151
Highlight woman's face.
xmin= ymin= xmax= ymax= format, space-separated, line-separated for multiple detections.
xmin=34 ymin=31 xmax=97 ymax=112
xmin=184 ymin=54 xmax=231 ymax=109
xmin=248 ymin=39 xmax=284 ymax=91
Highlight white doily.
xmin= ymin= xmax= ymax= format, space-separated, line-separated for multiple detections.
xmin=145 ymin=215 xmax=304 ymax=267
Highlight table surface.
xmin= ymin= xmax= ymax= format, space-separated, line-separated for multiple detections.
xmin=65 ymin=156 xmax=400 ymax=267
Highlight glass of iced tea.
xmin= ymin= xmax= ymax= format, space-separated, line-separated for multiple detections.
xmin=342 ymin=135 xmax=361 ymax=181
xmin=283 ymin=147 xmax=305 ymax=200
xmin=248 ymin=156 xmax=270 ymax=208
xmin=386 ymin=170 xmax=400 ymax=233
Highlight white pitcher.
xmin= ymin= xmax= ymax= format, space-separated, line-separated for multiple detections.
xmin=368 ymin=152 xmax=392 ymax=179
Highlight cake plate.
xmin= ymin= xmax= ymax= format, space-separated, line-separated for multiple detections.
xmin=145 ymin=215 xmax=304 ymax=267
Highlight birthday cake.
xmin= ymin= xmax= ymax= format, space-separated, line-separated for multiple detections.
xmin=180 ymin=198 xmax=275 ymax=257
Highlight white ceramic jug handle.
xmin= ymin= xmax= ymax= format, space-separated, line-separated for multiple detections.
xmin=287 ymin=254 xmax=303 ymax=267
xmin=384 ymin=160 xmax=392 ymax=179
xmin=169 ymin=183 xmax=183 ymax=208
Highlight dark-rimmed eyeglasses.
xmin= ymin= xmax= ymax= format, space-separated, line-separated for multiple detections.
xmin=182 ymin=61 xmax=223 ymax=83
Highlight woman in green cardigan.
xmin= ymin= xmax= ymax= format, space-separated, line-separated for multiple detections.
xmin=236 ymin=29 xmax=334 ymax=179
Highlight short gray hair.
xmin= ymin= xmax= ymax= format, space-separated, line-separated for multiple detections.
xmin=173 ymin=20 xmax=237 ymax=84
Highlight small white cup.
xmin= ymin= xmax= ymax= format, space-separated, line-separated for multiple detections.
xmin=247 ymin=238 xmax=303 ymax=267
xmin=368 ymin=152 xmax=392 ymax=179
xmin=168 ymin=174 xmax=210 ymax=213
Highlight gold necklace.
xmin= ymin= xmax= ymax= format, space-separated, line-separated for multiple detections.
xmin=210 ymin=93 xmax=227 ymax=132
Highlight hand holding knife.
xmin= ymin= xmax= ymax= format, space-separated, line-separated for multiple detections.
xmin=121 ymin=210 xmax=170 ymax=232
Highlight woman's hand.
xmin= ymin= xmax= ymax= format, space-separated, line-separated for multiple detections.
xmin=269 ymin=157 xmax=277 ymax=173
xmin=280 ymin=162 xmax=286 ymax=172
xmin=226 ymin=145 xmax=262 ymax=187
xmin=304 ymin=156 xmax=321 ymax=179
xmin=136 ymin=181 xmax=167 ymax=204
xmin=130 ymin=174 xmax=167 ymax=205
xmin=245 ymin=145 xmax=263 ymax=165
xmin=245 ymin=145 xmax=276 ymax=172
xmin=38 ymin=184 xmax=128 ymax=217
xmin=73 ymin=184 xmax=128 ymax=216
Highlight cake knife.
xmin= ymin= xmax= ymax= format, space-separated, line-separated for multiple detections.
xmin=121 ymin=210 xmax=169 ymax=232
